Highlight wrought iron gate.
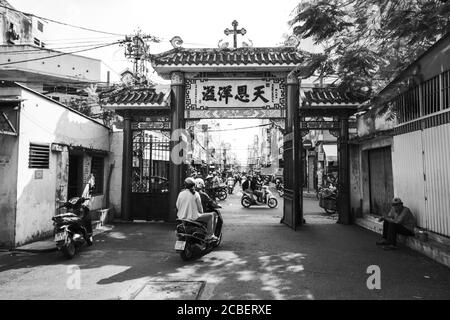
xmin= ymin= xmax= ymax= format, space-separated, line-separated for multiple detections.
xmin=131 ymin=130 xmax=170 ymax=221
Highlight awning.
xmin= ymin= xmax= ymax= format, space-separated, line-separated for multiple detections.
xmin=323 ymin=144 xmax=337 ymax=158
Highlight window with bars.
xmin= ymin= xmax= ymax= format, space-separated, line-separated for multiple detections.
xmin=132 ymin=131 xmax=170 ymax=193
xmin=90 ymin=156 xmax=104 ymax=195
xmin=422 ymin=75 xmax=440 ymax=116
xmin=394 ymin=70 xmax=450 ymax=124
xmin=29 ymin=143 xmax=50 ymax=169
xmin=396 ymin=86 xmax=420 ymax=123
xmin=443 ymin=70 xmax=450 ymax=111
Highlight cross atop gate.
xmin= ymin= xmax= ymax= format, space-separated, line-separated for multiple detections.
xmin=224 ymin=20 xmax=246 ymax=48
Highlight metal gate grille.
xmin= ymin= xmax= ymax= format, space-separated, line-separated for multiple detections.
xmin=132 ymin=130 xmax=170 ymax=194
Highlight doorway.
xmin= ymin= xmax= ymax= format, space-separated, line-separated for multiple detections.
xmin=368 ymin=147 xmax=394 ymax=216
xmin=130 ymin=129 xmax=171 ymax=221
xmin=68 ymin=154 xmax=82 ymax=199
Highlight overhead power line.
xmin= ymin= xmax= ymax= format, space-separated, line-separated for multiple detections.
xmin=0 ymin=41 xmax=122 ymax=55
xmin=0 ymin=41 xmax=123 ymax=66
xmin=207 ymin=123 xmax=273 ymax=132
xmin=0 ymin=3 xmax=125 ymax=36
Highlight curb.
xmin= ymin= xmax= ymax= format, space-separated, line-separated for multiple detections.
xmin=11 ymin=225 xmax=113 ymax=254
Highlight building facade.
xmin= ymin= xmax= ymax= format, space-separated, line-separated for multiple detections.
xmin=0 ymin=82 xmax=111 ymax=247
xmin=351 ymin=32 xmax=450 ymax=238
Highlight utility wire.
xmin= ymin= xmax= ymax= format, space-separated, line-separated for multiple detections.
xmin=42 ymin=35 xmax=121 ymax=42
xmin=0 ymin=41 xmax=123 ymax=55
xmin=0 ymin=3 xmax=125 ymax=37
xmin=101 ymin=61 xmax=122 ymax=77
xmin=0 ymin=41 xmax=123 ymax=66
xmin=207 ymin=123 xmax=273 ymax=132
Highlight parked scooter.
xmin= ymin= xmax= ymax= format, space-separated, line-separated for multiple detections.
xmin=175 ymin=208 xmax=223 ymax=261
xmin=241 ymin=186 xmax=278 ymax=208
xmin=275 ymin=181 xmax=284 ymax=197
xmin=206 ymin=185 xmax=228 ymax=201
xmin=318 ymin=185 xmax=338 ymax=214
xmin=52 ymin=197 xmax=93 ymax=259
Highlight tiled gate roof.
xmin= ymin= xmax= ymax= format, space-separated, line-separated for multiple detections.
xmin=301 ymin=88 xmax=367 ymax=106
xmin=150 ymin=47 xmax=307 ymax=66
xmin=100 ymin=87 xmax=170 ymax=107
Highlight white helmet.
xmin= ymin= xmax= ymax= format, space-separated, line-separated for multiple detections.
xmin=195 ymin=178 xmax=205 ymax=189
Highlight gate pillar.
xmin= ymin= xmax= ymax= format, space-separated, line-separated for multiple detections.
xmin=282 ymin=72 xmax=303 ymax=229
xmin=121 ymin=111 xmax=132 ymax=221
xmin=337 ymin=116 xmax=351 ymax=224
xmin=169 ymin=71 xmax=186 ymax=222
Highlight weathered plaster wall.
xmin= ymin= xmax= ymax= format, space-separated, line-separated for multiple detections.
xmin=0 ymin=134 xmax=18 ymax=247
xmin=349 ymin=144 xmax=362 ymax=219
xmin=12 ymin=87 xmax=110 ymax=246
xmin=356 ymin=114 xmax=374 ymax=137
xmin=0 ymin=45 xmax=102 ymax=82
xmin=0 ymin=3 xmax=33 ymax=45
xmin=413 ymin=35 xmax=450 ymax=82
xmin=109 ymin=130 xmax=123 ymax=218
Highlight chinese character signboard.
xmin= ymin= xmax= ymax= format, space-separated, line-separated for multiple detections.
xmin=131 ymin=115 xmax=171 ymax=130
xmin=300 ymin=121 xmax=341 ymax=130
xmin=185 ymin=78 xmax=286 ymax=119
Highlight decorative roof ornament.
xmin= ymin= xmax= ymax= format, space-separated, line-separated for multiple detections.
xmin=283 ymin=35 xmax=301 ymax=48
xmin=224 ymin=20 xmax=247 ymax=48
xmin=170 ymin=36 xmax=184 ymax=49
xmin=242 ymin=40 xmax=253 ymax=48
xmin=217 ymin=39 xmax=230 ymax=49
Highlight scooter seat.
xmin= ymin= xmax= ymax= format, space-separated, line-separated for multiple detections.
xmin=176 ymin=219 xmax=207 ymax=228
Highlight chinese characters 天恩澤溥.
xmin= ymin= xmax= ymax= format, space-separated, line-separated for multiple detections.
xmin=202 ymin=85 xmax=269 ymax=104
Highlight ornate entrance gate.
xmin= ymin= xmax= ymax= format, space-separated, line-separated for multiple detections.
xmin=147 ymin=38 xmax=309 ymax=227
xmin=130 ymin=129 xmax=170 ymax=220
xmin=100 ymin=87 xmax=172 ymax=221
xmin=102 ymin=24 xmax=365 ymax=227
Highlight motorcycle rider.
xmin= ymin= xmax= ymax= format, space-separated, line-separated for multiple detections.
xmin=212 ymin=172 xmax=221 ymax=188
xmin=195 ymin=178 xmax=221 ymax=213
xmin=242 ymin=175 xmax=262 ymax=203
xmin=227 ymin=175 xmax=235 ymax=194
xmin=176 ymin=177 xmax=218 ymax=241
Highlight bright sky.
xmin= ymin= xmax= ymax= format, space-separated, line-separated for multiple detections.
xmin=8 ymin=0 xmax=315 ymax=165
xmin=9 ymin=0 xmax=318 ymax=83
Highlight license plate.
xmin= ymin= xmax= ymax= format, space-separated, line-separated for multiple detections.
xmin=174 ymin=240 xmax=186 ymax=250
xmin=54 ymin=232 xmax=66 ymax=242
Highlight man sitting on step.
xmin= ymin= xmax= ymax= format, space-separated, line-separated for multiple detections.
xmin=376 ymin=197 xmax=416 ymax=250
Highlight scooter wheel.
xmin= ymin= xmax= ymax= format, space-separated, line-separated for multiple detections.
xmin=61 ymin=238 xmax=76 ymax=259
xmin=218 ymin=191 xmax=227 ymax=201
xmin=212 ymin=233 xmax=223 ymax=248
xmin=268 ymin=198 xmax=278 ymax=208
xmin=180 ymin=242 xmax=194 ymax=261
xmin=241 ymin=197 xmax=252 ymax=208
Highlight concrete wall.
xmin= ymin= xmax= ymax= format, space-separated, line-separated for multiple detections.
xmin=108 ymin=130 xmax=123 ymax=218
xmin=410 ymin=34 xmax=450 ymax=82
xmin=349 ymin=143 xmax=362 ymax=219
xmin=0 ymin=45 xmax=101 ymax=82
xmin=6 ymin=86 xmax=110 ymax=246
xmin=0 ymin=134 xmax=18 ymax=247
xmin=0 ymin=1 xmax=34 ymax=45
